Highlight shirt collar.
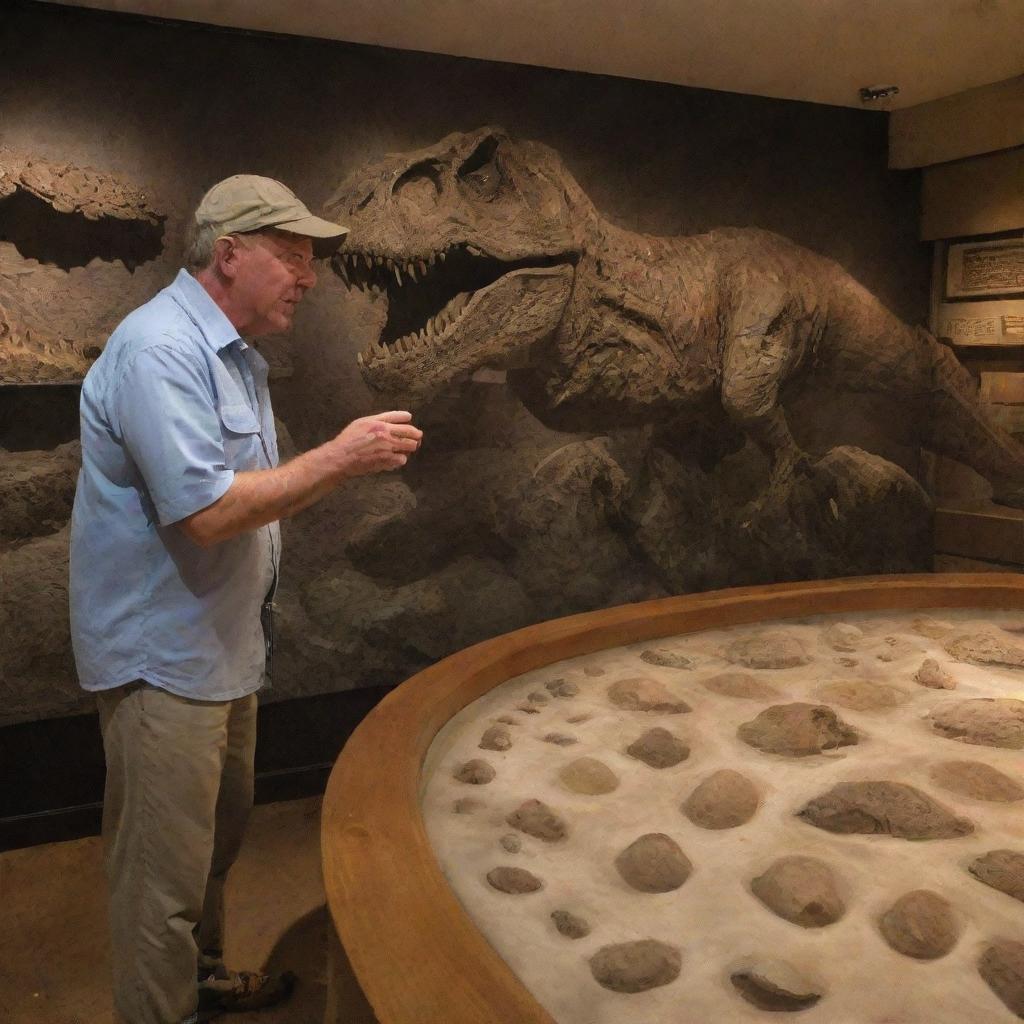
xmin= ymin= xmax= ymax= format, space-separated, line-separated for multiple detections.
xmin=169 ymin=268 xmax=245 ymax=353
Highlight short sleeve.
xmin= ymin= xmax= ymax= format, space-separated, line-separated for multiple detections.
xmin=113 ymin=344 xmax=236 ymax=525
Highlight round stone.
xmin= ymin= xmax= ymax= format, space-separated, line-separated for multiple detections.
xmin=626 ymin=727 xmax=689 ymax=769
xmin=453 ymin=759 xmax=496 ymax=785
xmin=730 ymin=958 xmax=822 ymax=1011
xmin=824 ymin=622 xmax=863 ymax=652
xmin=701 ymin=671 xmax=781 ymax=700
xmin=930 ymin=760 xmax=1024 ymax=802
xmin=750 ymin=856 xmax=845 ymax=927
xmin=589 ymin=939 xmax=682 ymax=993
xmin=559 ymin=757 xmax=620 ymax=795
xmin=879 ymin=890 xmax=958 ymax=959
xmin=479 ymin=725 xmax=512 ymax=751
xmin=797 ymin=781 xmax=974 ymax=840
xmin=945 ymin=631 xmax=1024 ymax=669
xmin=979 ymin=941 xmax=1024 ymax=1018
xmin=682 ymin=769 xmax=759 ymax=829
xmin=505 ymin=799 xmax=568 ymax=842
xmin=813 ymin=679 xmax=907 ymax=711
xmin=607 ymin=677 xmax=691 ymax=714
xmin=737 ymin=703 xmax=858 ymax=757
xmin=615 ymin=833 xmax=692 ymax=893
xmin=726 ymin=632 xmax=811 ymax=670
xmin=968 ymin=849 xmax=1024 ymax=903
xmin=914 ymin=658 xmax=957 ymax=690
xmin=927 ymin=698 xmax=1024 ymax=749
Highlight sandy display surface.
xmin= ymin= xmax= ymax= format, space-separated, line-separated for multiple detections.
xmin=421 ymin=608 xmax=1024 ymax=1023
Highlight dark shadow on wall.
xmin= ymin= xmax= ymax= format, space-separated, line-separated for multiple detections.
xmin=0 ymin=384 xmax=81 ymax=451
xmin=0 ymin=188 xmax=164 ymax=270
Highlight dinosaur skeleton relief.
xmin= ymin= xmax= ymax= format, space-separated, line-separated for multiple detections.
xmin=0 ymin=148 xmax=164 ymax=383
xmin=326 ymin=127 xmax=1024 ymax=509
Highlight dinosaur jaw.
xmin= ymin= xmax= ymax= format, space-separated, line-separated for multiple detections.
xmin=334 ymin=242 xmax=573 ymax=395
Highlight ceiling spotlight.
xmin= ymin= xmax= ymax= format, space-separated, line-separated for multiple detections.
xmin=859 ymin=84 xmax=900 ymax=103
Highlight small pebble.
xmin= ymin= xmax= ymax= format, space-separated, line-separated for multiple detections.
xmin=551 ymin=909 xmax=591 ymax=939
xmin=499 ymin=833 xmax=522 ymax=854
xmin=453 ymin=759 xmax=495 ymax=784
xmin=486 ymin=866 xmax=542 ymax=894
xmin=543 ymin=733 xmax=578 ymax=746
xmin=479 ymin=725 xmax=512 ymax=751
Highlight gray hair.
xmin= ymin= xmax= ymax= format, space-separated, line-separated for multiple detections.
xmin=183 ymin=216 xmax=222 ymax=272
xmin=183 ymin=221 xmax=297 ymax=272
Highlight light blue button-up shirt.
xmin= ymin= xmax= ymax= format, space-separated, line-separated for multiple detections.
xmin=70 ymin=269 xmax=281 ymax=701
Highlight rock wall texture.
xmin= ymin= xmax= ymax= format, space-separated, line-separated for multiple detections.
xmin=0 ymin=3 xmax=932 ymax=725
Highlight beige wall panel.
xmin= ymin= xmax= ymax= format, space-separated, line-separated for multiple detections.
xmin=890 ymin=75 xmax=1024 ymax=169
xmin=922 ymin=147 xmax=1024 ymax=240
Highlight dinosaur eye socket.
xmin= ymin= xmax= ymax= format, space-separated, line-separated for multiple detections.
xmin=457 ymin=136 xmax=503 ymax=201
xmin=392 ymin=161 xmax=442 ymax=211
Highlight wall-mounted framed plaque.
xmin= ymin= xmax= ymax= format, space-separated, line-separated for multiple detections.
xmin=945 ymin=235 xmax=1024 ymax=300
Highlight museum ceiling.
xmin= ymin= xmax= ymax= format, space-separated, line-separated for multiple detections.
xmin=38 ymin=0 xmax=1024 ymax=110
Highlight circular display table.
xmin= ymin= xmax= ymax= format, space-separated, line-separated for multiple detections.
xmin=322 ymin=574 xmax=1024 ymax=1024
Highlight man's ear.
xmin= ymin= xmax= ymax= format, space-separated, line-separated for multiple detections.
xmin=214 ymin=235 xmax=241 ymax=280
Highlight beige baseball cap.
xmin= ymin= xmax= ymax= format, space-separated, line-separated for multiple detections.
xmin=195 ymin=174 xmax=348 ymax=256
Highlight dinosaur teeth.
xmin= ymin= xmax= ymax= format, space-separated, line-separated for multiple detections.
xmin=393 ymin=264 xmax=402 ymax=286
xmin=466 ymin=244 xmax=482 ymax=257
xmin=417 ymin=259 xmax=427 ymax=277
xmin=362 ymin=253 xmax=373 ymax=269
xmin=438 ymin=250 xmax=446 ymax=262
xmin=375 ymin=255 xmax=383 ymax=266
xmin=406 ymin=262 xmax=417 ymax=282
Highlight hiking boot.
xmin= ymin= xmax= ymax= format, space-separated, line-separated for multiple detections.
xmin=197 ymin=963 xmax=297 ymax=1014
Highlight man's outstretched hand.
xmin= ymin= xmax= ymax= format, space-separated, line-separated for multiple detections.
xmin=330 ymin=410 xmax=423 ymax=477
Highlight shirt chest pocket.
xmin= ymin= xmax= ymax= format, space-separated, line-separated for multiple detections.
xmin=218 ymin=403 xmax=263 ymax=471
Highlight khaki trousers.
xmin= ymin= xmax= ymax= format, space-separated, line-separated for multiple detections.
xmin=97 ymin=682 xmax=257 ymax=1024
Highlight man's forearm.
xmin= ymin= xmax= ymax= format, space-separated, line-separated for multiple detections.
xmin=179 ymin=444 xmax=347 ymax=547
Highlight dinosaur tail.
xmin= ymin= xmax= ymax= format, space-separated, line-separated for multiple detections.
xmin=912 ymin=327 xmax=1024 ymax=507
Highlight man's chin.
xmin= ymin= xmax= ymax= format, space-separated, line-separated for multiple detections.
xmin=255 ymin=309 xmax=296 ymax=336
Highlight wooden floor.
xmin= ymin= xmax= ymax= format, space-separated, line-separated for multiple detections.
xmin=0 ymin=796 xmax=362 ymax=1024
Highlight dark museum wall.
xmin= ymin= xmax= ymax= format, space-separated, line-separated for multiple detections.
xmin=0 ymin=1 xmax=933 ymax=838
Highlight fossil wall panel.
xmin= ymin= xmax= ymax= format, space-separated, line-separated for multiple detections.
xmin=0 ymin=3 xmax=932 ymax=725
xmin=0 ymin=148 xmax=165 ymax=383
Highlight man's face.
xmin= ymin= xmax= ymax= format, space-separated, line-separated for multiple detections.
xmin=227 ymin=230 xmax=317 ymax=336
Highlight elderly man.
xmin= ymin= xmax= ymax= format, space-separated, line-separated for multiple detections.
xmin=70 ymin=175 xmax=422 ymax=1024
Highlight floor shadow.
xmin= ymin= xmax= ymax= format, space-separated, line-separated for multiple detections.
xmin=233 ymin=904 xmax=329 ymax=1024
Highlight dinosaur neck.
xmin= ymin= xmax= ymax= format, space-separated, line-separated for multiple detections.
xmin=570 ymin=215 xmax=718 ymax=342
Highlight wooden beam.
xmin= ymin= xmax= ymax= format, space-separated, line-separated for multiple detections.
xmin=890 ymin=75 xmax=1024 ymax=169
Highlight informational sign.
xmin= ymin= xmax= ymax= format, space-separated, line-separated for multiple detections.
xmin=937 ymin=298 xmax=1024 ymax=346
xmin=946 ymin=237 xmax=1024 ymax=299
